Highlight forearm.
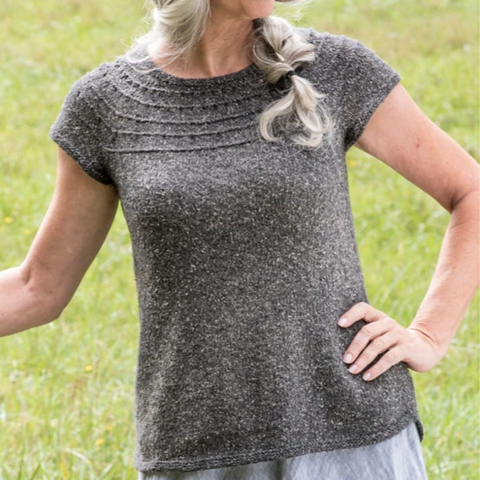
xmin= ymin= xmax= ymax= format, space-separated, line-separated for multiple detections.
xmin=0 ymin=265 xmax=60 ymax=338
xmin=408 ymin=190 xmax=480 ymax=356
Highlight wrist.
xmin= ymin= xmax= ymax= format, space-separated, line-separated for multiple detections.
xmin=407 ymin=324 xmax=450 ymax=359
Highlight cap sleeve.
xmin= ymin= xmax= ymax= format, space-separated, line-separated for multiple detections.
xmin=338 ymin=36 xmax=401 ymax=151
xmin=49 ymin=75 xmax=113 ymax=185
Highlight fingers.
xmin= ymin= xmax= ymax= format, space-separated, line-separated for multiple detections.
xmin=342 ymin=317 xmax=395 ymax=364
xmin=338 ymin=302 xmax=405 ymax=381
xmin=359 ymin=345 xmax=404 ymax=381
xmin=345 ymin=329 xmax=399 ymax=381
xmin=337 ymin=301 xmax=384 ymax=327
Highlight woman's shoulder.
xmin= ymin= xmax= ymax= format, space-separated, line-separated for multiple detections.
xmin=289 ymin=27 xmax=354 ymax=83
xmin=298 ymin=27 xmax=396 ymax=81
xmin=303 ymin=26 xmax=362 ymax=49
xmin=64 ymin=51 xmax=128 ymax=103
xmin=302 ymin=27 xmax=368 ymax=61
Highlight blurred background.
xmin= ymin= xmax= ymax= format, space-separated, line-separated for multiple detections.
xmin=0 ymin=0 xmax=478 ymax=478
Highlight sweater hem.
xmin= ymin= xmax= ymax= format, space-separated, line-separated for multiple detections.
xmin=135 ymin=410 xmax=422 ymax=473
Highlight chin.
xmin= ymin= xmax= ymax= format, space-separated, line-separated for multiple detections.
xmin=219 ymin=0 xmax=276 ymax=20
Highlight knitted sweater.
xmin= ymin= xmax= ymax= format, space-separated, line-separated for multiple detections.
xmin=49 ymin=26 xmax=424 ymax=473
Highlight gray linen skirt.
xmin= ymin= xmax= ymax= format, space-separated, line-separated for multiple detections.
xmin=138 ymin=420 xmax=428 ymax=480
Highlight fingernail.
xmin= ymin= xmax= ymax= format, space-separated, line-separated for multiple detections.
xmin=338 ymin=317 xmax=348 ymax=326
xmin=343 ymin=353 xmax=352 ymax=363
xmin=348 ymin=364 xmax=357 ymax=373
xmin=363 ymin=373 xmax=371 ymax=381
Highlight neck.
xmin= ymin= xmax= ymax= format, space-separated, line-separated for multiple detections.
xmin=150 ymin=19 xmax=256 ymax=79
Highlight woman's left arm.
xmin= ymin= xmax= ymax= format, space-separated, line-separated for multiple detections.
xmin=339 ymin=82 xmax=479 ymax=381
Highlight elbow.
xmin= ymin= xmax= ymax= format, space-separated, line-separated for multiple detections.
xmin=19 ymin=262 xmax=67 ymax=327
xmin=41 ymin=302 xmax=65 ymax=324
xmin=50 ymin=304 xmax=66 ymax=322
xmin=450 ymin=189 xmax=480 ymax=217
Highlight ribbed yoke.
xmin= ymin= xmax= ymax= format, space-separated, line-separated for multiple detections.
xmin=82 ymin=46 xmax=274 ymax=154
xmin=49 ymin=26 xmax=424 ymax=474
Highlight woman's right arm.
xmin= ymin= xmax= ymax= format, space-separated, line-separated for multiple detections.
xmin=0 ymin=146 xmax=119 ymax=337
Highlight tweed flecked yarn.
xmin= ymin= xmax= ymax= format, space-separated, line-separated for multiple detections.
xmin=49 ymin=26 xmax=424 ymax=474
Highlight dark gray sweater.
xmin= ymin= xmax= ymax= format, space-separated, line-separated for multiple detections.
xmin=49 ymin=26 xmax=424 ymax=473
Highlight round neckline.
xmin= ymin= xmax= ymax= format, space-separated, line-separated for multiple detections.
xmin=124 ymin=43 xmax=263 ymax=87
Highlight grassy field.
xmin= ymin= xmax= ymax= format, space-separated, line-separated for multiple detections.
xmin=0 ymin=0 xmax=478 ymax=478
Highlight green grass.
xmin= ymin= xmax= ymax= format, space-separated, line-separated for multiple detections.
xmin=0 ymin=0 xmax=478 ymax=478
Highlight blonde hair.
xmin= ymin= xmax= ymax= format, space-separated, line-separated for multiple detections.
xmin=125 ymin=0 xmax=335 ymax=150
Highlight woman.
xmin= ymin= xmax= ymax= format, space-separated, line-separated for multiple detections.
xmin=2 ymin=0 xmax=478 ymax=478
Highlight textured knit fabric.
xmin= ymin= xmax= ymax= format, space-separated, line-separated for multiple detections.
xmin=49 ymin=26 xmax=425 ymax=474
xmin=138 ymin=421 xmax=428 ymax=480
